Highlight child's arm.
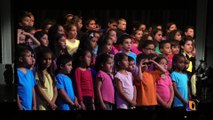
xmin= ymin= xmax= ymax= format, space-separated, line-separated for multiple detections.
xmin=96 ymin=77 xmax=106 ymax=110
xmin=58 ymin=88 xmax=75 ymax=107
xmin=17 ymin=95 xmax=23 ymax=110
xmin=23 ymin=31 xmax=41 ymax=47
xmin=150 ymin=59 xmax=167 ymax=73
xmin=115 ymin=77 xmax=136 ymax=107
xmin=135 ymin=59 xmax=146 ymax=81
xmin=32 ymin=87 xmax=37 ymax=110
xmin=132 ymin=85 xmax=137 ymax=105
xmin=36 ymin=83 xmax=57 ymax=110
xmin=173 ymin=82 xmax=188 ymax=105
xmin=51 ymin=86 xmax=58 ymax=105
xmin=75 ymin=69 xmax=85 ymax=110
xmin=188 ymin=82 xmax=192 ymax=100
xmin=157 ymin=93 xmax=170 ymax=109
xmin=167 ymin=85 xmax=174 ymax=107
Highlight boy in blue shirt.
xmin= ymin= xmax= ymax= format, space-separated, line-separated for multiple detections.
xmin=17 ymin=45 xmax=37 ymax=110
xmin=56 ymin=54 xmax=80 ymax=110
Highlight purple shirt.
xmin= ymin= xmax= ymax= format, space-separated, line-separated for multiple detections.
xmin=96 ymin=70 xmax=115 ymax=104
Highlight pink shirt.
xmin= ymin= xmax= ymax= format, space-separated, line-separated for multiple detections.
xmin=96 ymin=70 xmax=114 ymax=104
xmin=156 ymin=72 xmax=172 ymax=103
xmin=131 ymin=44 xmax=142 ymax=55
xmin=115 ymin=71 xmax=134 ymax=109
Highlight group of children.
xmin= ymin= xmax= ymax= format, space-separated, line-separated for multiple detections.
xmin=17 ymin=11 xmax=196 ymax=111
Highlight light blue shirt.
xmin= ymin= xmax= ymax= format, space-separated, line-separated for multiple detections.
xmin=171 ymin=71 xmax=189 ymax=107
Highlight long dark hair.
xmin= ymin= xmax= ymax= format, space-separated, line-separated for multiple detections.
xmin=95 ymin=53 xmax=112 ymax=72
xmin=36 ymin=47 xmax=56 ymax=88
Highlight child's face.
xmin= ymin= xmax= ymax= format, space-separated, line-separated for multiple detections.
xmin=174 ymin=32 xmax=182 ymax=41
xmin=141 ymin=58 xmax=149 ymax=71
xmin=176 ymin=57 xmax=186 ymax=71
xmin=84 ymin=51 xmax=92 ymax=67
xmin=143 ymin=44 xmax=155 ymax=55
xmin=26 ymin=38 xmax=33 ymax=46
xmin=29 ymin=16 xmax=35 ymax=27
xmin=118 ymin=20 xmax=126 ymax=31
xmin=87 ymin=20 xmax=96 ymax=31
xmin=135 ymin=30 xmax=143 ymax=41
xmin=182 ymin=40 xmax=193 ymax=54
xmin=18 ymin=33 xmax=26 ymax=44
xmin=109 ymin=31 xmax=117 ymax=43
xmin=171 ymin=45 xmax=180 ymax=55
xmin=169 ymin=24 xmax=177 ymax=32
xmin=161 ymin=43 xmax=171 ymax=55
xmin=44 ymin=24 xmax=52 ymax=33
xmin=57 ymin=25 xmax=65 ymax=35
xmin=122 ymin=38 xmax=132 ymax=52
xmin=103 ymin=39 xmax=113 ymax=53
xmin=68 ymin=25 xmax=77 ymax=39
xmin=108 ymin=22 xmax=118 ymax=30
xmin=103 ymin=58 xmax=114 ymax=73
xmin=139 ymin=24 xmax=146 ymax=31
xmin=77 ymin=19 xmax=83 ymax=30
xmin=20 ymin=16 xmax=31 ymax=27
xmin=127 ymin=60 xmax=135 ymax=72
xmin=64 ymin=61 xmax=72 ymax=74
xmin=90 ymin=37 xmax=98 ymax=49
xmin=158 ymin=58 xmax=168 ymax=70
xmin=19 ymin=51 xmax=32 ymax=67
xmin=185 ymin=28 xmax=194 ymax=38
xmin=58 ymin=36 xmax=66 ymax=49
xmin=42 ymin=53 xmax=52 ymax=68
xmin=120 ymin=56 xmax=129 ymax=69
xmin=40 ymin=34 xmax=49 ymax=47
xmin=154 ymin=31 xmax=162 ymax=42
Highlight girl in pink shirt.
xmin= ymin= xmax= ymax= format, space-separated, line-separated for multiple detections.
xmin=155 ymin=56 xmax=174 ymax=109
xmin=95 ymin=53 xmax=115 ymax=110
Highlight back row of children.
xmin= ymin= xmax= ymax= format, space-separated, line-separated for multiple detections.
xmin=17 ymin=11 xmax=196 ymax=111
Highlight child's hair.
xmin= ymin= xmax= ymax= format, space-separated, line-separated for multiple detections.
xmin=166 ymin=29 xmax=182 ymax=41
xmin=184 ymin=25 xmax=194 ymax=33
xmin=56 ymin=54 xmax=72 ymax=72
xmin=172 ymin=54 xmax=185 ymax=71
xmin=136 ymin=53 xmax=150 ymax=65
xmin=114 ymin=53 xmax=128 ymax=70
xmin=117 ymin=34 xmax=131 ymax=45
xmin=170 ymin=39 xmax=180 ymax=47
xmin=97 ymin=35 xmax=113 ymax=55
xmin=180 ymin=36 xmax=194 ymax=53
xmin=128 ymin=56 xmax=134 ymax=63
xmin=17 ymin=44 xmax=32 ymax=65
xmin=95 ymin=53 xmax=113 ymax=72
xmin=36 ymin=47 xmax=56 ymax=88
xmin=154 ymin=55 xmax=168 ymax=63
xmin=138 ymin=40 xmax=155 ymax=51
xmin=72 ymin=48 xmax=92 ymax=69
xmin=159 ymin=40 xmax=171 ymax=49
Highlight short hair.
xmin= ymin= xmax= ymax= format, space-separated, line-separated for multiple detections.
xmin=128 ymin=56 xmax=134 ymax=62
xmin=184 ymin=25 xmax=194 ymax=33
xmin=170 ymin=40 xmax=180 ymax=47
xmin=56 ymin=54 xmax=72 ymax=69
xmin=159 ymin=40 xmax=171 ymax=49
xmin=117 ymin=34 xmax=131 ymax=45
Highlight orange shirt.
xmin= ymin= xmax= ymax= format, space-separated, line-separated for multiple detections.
xmin=135 ymin=70 xmax=161 ymax=106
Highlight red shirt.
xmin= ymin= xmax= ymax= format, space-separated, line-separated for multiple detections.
xmin=75 ymin=68 xmax=94 ymax=101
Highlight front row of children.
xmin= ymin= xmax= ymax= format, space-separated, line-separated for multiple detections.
xmin=17 ymin=45 xmax=190 ymax=111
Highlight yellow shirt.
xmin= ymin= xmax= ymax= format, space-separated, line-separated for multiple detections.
xmin=35 ymin=73 xmax=54 ymax=110
xmin=185 ymin=52 xmax=193 ymax=72
xmin=66 ymin=39 xmax=80 ymax=56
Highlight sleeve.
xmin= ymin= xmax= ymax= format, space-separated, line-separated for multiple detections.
xmin=75 ymin=68 xmax=83 ymax=101
xmin=56 ymin=75 xmax=64 ymax=89
xmin=30 ymin=70 xmax=37 ymax=86
xmin=170 ymin=72 xmax=178 ymax=83
xmin=152 ymin=70 xmax=161 ymax=82
xmin=96 ymin=72 xmax=103 ymax=82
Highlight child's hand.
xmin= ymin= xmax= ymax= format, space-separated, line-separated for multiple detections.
xmin=49 ymin=102 xmax=57 ymax=110
xmin=80 ymin=102 xmax=86 ymax=110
